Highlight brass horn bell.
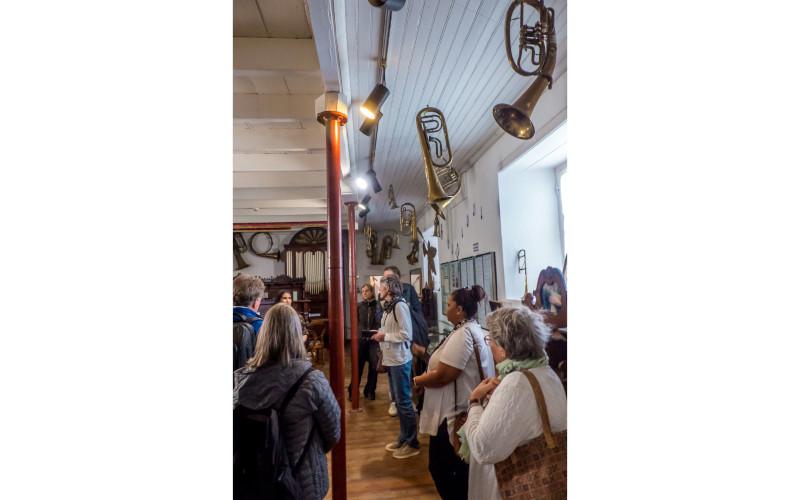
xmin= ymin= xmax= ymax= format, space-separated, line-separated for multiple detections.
xmin=493 ymin=0 xmax=557 ymax=140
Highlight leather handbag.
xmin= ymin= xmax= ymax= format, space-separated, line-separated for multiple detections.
xmin=494 ymin=370 xmax=567 ymax=500
xmin=450 ymin=327 xmax=486 ymax=450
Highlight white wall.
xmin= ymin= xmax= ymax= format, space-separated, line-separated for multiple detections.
xmin=499 ymin=166 xmax=565 ymax=300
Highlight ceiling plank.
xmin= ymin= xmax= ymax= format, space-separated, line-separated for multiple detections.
xmin=234 ymin=152 xmax=324 ymax=172
xmin=235 ymin=187 xmax=328 ymax=200
xmin=233 ymin=94 xmax=317 ymax=120
xmin=234 ymin=198 xmax=327 ymax=209
xmin=233 ymin=0 xmax=269 ymax=37
xmin=233 ymin=214 xmax=330 ymax=223
xmin=233 ymin=124 xmax=323 ymax=151
xmin=256 ymin=0 xmax=312 ymax=38
xmin=234 ymin=207 xmax=327 ymax=216
xmin=233 ymin=171 xmax=326 ymax=188
xmin=234 ymin=38 xmax=319 ymax=72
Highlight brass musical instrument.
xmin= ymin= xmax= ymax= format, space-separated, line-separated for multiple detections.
xmin=233 ymin=233 xmax=250 ymax=270
xmin=400 ymin=203 xmax=420 ymax=265
xmin=493 ymin=0 xmax=557 ymax=140
xmin=248 ymin=231 xmax=281 ymax=260
xmin=380 ymin=234 xmax=394 ymax=262
xmin=518 ymin=249 xmax=528 ymax=295
xmin=416 ymin=107 xmax=460 ymax=231
xmin=387 ymin=184 xmax=399 ymax=209
xmin=391 ymin=230 xmax=401 ymax=249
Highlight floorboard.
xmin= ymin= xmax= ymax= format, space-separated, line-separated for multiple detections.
xmin=321 ymin=347 xmax=440 ymax=499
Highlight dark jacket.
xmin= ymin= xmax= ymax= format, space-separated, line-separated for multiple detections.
xmin=401 ymin=283 xmax=422 ymax=316
xmin=234 ymin=359 xmax=341 ymax=500
xmin=358 ymin=298 xmax=382 ymax=333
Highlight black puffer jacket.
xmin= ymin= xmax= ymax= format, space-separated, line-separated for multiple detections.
xmin=233 ymin=359 xmax=341 ymax=500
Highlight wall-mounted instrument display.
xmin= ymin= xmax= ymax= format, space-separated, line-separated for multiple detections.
xmin=364 ymin=224 xmax=380 ymax=265
xmin=234 ymin=233 xmax=250 ymax=270
xmin=387 ymin=184 xmax=399 ymax=209
xmin=493 ymin=0 xmax=557 ymax=140
xmin=248 ymin=231 xmax=281 ymax=260
xmin=416 ymin=106 xmax=461 ymax=233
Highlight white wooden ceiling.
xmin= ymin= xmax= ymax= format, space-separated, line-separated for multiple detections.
xmin=233 ymin=0 xmax=333 ymax=224
xmin=345 ymin=0 xmax=567 ymax=229
xmin=232 ymin=0 xmax=566 ymax=227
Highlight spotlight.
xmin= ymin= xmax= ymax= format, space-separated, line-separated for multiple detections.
xmin=359 ymin=84 xmax=390 ymax=136
xmin=358 ymin=195 xmax=371 ymax=218
xmin=360 ymin=84 xmax=389 ymax=118
xmin=368 ymin=0 xmax=406 ymax=11
xmin=355 ymin=176 xmax=368 ymax=190
xmin=365 ymin=168 xmax=382 ymax=193
xmin=359 ymin=111 xmax=382 ymax=136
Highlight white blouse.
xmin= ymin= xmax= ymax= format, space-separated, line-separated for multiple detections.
xmin=464 ymin=366 xmax=567 ymax=500
xmin=418 ymin=321 xmax=496 ymax=437
xmin=378 ymin=300 xmax=412 ymax=366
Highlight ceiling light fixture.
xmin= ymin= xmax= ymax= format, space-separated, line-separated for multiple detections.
xmin=368 ymin=0 xmax=406 ymax=11
xmin=355 ymin=177 xmax=368 ymax=190
xmin=365 ymin=168 xmax=382 ymax=194
xmin=358 ymin=195 xmax=372 ymax=218
xmin=359 ymin=84 xmax=390 ymax=136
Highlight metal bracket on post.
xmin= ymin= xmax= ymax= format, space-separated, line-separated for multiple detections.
xmin=316 ymin=92 xmax=348 ymax=125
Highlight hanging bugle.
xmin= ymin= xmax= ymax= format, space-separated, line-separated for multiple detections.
xmin=493 ymin=0 xmax=557 ymax=140
xmin=248 ymin=231 xmax=281 ymax=260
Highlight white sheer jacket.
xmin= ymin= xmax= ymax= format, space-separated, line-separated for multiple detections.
xmin=463 ymin=366 xmax=567 ymax=500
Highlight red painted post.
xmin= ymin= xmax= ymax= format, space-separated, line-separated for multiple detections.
xmin=345 ymin=202 xmax=362 ymax=412
xmin=318 ymin=107 xmax=347 ymax=500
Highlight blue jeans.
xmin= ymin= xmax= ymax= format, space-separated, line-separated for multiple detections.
xmin=386 ymin=360 xmax=418 ymax=448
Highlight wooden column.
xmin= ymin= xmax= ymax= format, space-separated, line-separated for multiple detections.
xmin=318 ymin=108 xmax=347 ymax=500
xmin=345 ymin=202 xmax=363 ymax=412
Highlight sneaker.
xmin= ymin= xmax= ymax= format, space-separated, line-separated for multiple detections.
xmin=388 ymin=402 xmax=398 ymax=417
xmin=385 ymin=441 xmax=402 ymax=452
xmin=392 ymin=444 xmax=420 ymax=459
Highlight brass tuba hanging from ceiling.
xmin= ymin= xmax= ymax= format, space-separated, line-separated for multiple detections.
xmin=416 ymin=107 xmax=460 ymax=232
xmin=493 ymin=0 xmax=557 ymax=140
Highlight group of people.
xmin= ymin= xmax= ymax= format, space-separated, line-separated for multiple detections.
xmin=232 ymin=268 xmax=567 ymax=500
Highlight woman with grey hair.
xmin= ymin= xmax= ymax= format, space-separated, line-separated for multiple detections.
xmin=234 ymin=303 xmax=341 ymax=500
xmin=460 ymin=306 xmax=567 ymax=500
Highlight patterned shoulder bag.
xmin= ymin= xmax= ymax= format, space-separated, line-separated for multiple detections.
xmin=494 ymin=370 xmax=567 ymax=499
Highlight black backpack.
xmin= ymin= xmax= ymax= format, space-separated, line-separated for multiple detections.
xmin=389 ymin=297 xmax=429 ymax=349
xmin=233 ymin=367 xmax=315 ymax=500
xmin=233 ymin=313 xmax=259 ymax=371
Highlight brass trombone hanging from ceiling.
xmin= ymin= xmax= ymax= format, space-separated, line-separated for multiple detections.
xmin=416 ymin=107 xmax=461 ymax=236
xmin=493 ymin=0 xmax=557 ymax=140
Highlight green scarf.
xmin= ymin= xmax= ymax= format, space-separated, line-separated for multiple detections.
xmin=456 ymin=355 xmax=550 ymax=463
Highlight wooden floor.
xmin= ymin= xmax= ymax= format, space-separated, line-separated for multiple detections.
xmin=321 ymin=347 xmax=440 ymax=499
